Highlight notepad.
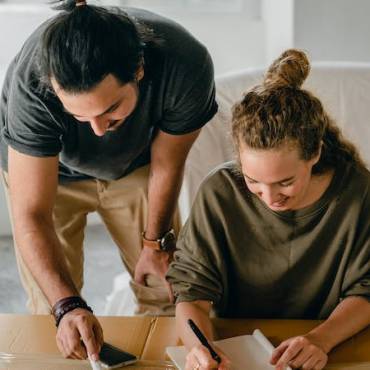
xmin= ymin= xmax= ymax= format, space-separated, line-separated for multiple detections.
xmin=166 ymin=329 xmax=292 ymax=370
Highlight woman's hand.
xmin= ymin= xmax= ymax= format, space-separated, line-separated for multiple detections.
xmin=185 ymin=344 xmax=231 ymax=370
xmin=270 ymin=334 xmax=328 ymax=370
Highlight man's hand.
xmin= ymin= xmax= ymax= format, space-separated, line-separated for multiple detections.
xmin=56 ymin=308 xmax=104 ymax=360
xmin=270 ymin=334 xmax=328 ymax=370
xmin=185 ymin=344 xmax=230 ymax=370
xmin=134 ymin=246 xmax=174 ymax=301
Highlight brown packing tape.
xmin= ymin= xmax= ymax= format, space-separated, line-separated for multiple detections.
xmin=141 ymin=317 xmax=179 ymax=361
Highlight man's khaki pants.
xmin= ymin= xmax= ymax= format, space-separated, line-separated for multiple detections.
xmin=2 ymin=165 xmax=179 ymax=315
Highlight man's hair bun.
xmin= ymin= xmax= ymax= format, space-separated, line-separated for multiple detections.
xmin=50 ymin=0 xmax=84 ymax=11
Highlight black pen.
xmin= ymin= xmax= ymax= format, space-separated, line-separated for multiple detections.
xmin=187 ymin=319 xmax=221 ymax=364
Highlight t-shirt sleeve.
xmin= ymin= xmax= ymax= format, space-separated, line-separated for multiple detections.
xmin=158 ymin=51 xmax=218 ymax=135
xmin=3 ymin=65 xmax=64 ymax=157
xmin=166 ymin=174 xmax=225 ymax=305
xmin=341 ymin=187 xmax=370 ymax=302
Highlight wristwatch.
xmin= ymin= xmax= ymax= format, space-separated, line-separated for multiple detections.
xmin=142 ymin=229 xmax=176 ymax=251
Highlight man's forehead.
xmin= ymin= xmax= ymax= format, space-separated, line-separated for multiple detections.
xmin=52 ymin=77 xmax=132 ymax=117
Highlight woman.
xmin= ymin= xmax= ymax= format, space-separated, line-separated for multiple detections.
xmin=166 ymin=49 xmax=370 ymax=370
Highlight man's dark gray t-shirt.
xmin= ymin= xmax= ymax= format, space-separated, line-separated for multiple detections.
xmin=0 ymin=8 xmax=217 ymax=182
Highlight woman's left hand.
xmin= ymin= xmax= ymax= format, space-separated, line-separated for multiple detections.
xmin=270 ymin=334 xmax=328 ymax=370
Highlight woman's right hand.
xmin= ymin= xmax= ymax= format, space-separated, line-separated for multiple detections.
xmin=185 ymin=344 xmax=231 ymax=370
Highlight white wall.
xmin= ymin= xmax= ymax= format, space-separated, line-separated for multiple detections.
xmin=294 ymin=0 xmax=370 ymax=63
xmin=155 ymin=12 xmax=265 ymax=75
xmin=0 ymin=5 xmax=55 ymax=67
xmin=122 ymin=0 xmax=265 ymax=75
xmin=262 ymin=0 xmax=370 ymax=65
xmin=262 ymin=0 xmax=294 ymax=65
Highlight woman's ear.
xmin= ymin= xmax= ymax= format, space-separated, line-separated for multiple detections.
xmin=311 ymin=141 xmax=323 ymax=166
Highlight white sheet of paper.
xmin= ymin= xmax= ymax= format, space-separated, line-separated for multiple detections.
xmin=166 ymin=329 xmax=292 ymax=370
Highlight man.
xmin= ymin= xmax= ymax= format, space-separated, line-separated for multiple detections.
xmin=0 ymin=0 xmax=217 ymax=361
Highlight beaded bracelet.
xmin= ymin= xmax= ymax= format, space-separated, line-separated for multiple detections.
xmin=52 ymin=296 xmax=93 ymax=327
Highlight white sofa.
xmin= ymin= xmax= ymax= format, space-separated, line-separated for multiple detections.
xmin=178 ymin=62 xmax=370 ymax=222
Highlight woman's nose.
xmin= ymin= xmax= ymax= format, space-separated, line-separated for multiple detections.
xmin=259 ymin=186 xmax=278 ymax=205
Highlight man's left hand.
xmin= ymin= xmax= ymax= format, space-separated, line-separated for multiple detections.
xmin=134 ymin=246 xmax=174 ymax=301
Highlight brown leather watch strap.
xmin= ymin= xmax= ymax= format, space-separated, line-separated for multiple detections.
xmin=142 ymin=236 xmax=161 ymax=250
xmin=142 ymin=229 xmax=176 ymax=251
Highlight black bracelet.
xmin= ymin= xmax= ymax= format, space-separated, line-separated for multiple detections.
xmin=52 ymin=296 xmax=93 ymax=327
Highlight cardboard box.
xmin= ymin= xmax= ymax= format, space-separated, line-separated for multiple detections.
xmin=0 ymin=314 xmax=153 ymax=358
xmin=1 ymin=314 xmax=369 ymax=369
xmin=0 ymin=314 xmax=171 ymax=369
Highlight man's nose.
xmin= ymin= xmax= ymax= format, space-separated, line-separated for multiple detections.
xmin=89 ymin=117 xmax=109 ymax=136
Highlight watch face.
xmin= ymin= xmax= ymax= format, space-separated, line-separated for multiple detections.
xmin=160 ymin=230 xmax=176 ymax=250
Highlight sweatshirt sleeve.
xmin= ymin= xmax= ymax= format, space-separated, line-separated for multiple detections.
xmin=166 ymin=173 xmax=226 ymax=305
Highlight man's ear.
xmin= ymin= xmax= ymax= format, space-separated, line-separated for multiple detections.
xmin=136 ymin=64 xmax=144 ymax=81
